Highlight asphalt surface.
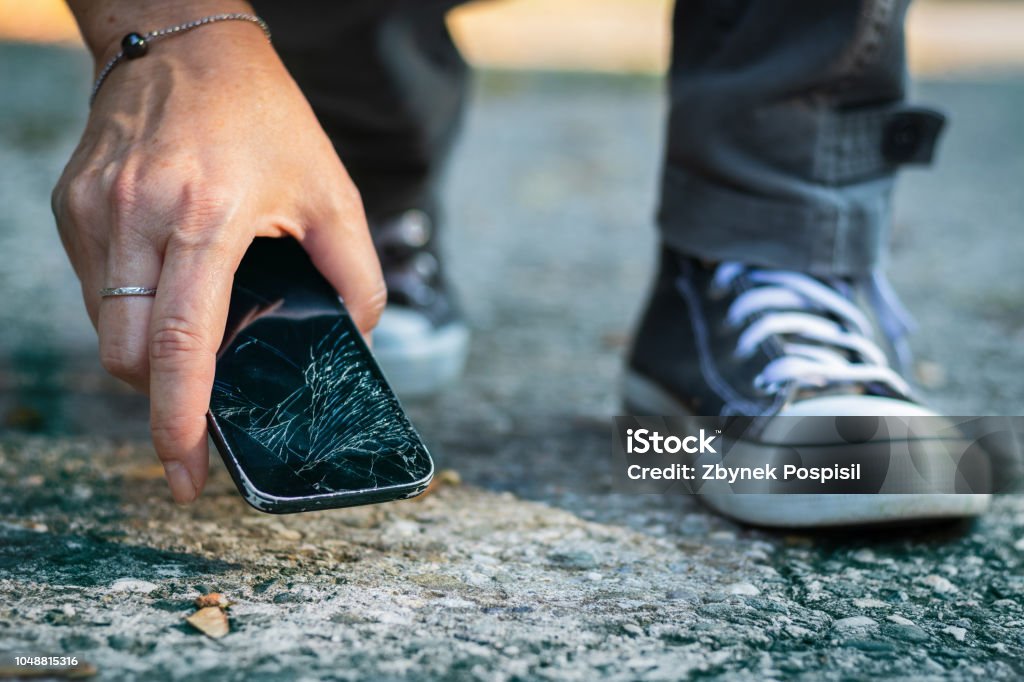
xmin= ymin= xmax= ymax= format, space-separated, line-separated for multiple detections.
xmin=0 ymin=43 xmax=1022 ymax=681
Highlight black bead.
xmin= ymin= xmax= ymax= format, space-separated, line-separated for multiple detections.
xmin=121 ymin=32 xmax=148 ymax=59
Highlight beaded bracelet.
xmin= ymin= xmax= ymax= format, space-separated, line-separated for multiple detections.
xmin=90 ymin=13 xmax=271 ymax=106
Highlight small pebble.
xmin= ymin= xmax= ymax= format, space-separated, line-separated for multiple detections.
xmin=195 ymin=593 xmax=229 ymax=609
xmin=110 ymin=578 xmax=159 ymax=593
xmin=944 ymin=626 xmax=967 ymax=642
xmin=725 ymin=582 xmax=760 ymax=596
xmin=786 ymin=624 xmax=813 ymax=638
xmin=921 ymin=574 xmax=958 ymax=594
xmin=387 ymin=520 xmax=420 ymax=538
xmin=621 ymin=623 xmax=644 ymax=637
xmin=884 ymin=622 xmax=929 ymax=643
xmin=832 ymin=616 xmax=878 ymax=633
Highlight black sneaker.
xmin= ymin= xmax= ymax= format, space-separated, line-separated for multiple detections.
xmin=624 ymin=247 xmax=990 ymax=527
xmin=369 ymin=209 xmax=469 ymax=397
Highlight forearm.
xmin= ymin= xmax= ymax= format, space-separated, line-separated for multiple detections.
xmin=66 ymin=0 xmax=254 ymax=65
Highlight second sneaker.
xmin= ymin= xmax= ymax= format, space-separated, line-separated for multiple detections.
xmin=370 ymin=209 xmax=469 ymax=397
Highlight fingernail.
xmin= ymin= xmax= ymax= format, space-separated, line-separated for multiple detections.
xmin=163 ymin=461 xmax=196 ymax=505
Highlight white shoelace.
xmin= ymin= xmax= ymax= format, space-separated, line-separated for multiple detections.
xmin=711 ymin=262 xmax=915 ymax=398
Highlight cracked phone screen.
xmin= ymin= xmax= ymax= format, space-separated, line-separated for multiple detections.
xmin=208 ymin=238 xmax=432 ymax=505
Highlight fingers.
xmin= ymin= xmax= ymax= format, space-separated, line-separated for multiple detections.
xmin=53 ymin=165 xmax=108 ymax=329
xmin=300 ymin=194 xmax=387 ymax=338
xmin=97 ymin=231 xmax=162 ymax=392
xmin=148 ymin=231 xmax=245 ymax=504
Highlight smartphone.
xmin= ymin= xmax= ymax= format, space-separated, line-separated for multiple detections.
xmin=207 ymin=237 xmax=434 ymax=513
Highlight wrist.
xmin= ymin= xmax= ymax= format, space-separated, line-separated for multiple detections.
xmin=68 ymin=0 xmax=255 ymax=67
xmin=87 ymin=11 xmax=276 ymax=106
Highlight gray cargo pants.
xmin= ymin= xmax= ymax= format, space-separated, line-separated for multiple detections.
xmin=254 ymin=0 xmax=945 ymax=277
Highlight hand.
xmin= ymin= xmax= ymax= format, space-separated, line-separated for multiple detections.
xmin=52 ymin=11 xmax=386 ymax=504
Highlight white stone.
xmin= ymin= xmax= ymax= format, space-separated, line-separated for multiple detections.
xmin=388 ymin=520 xmax=420 ymax=537
xmin=786 ymin=624 xmax=813 ymax=638
xmin=832 ymin=616 xmax=878 ymax=632
xmin=944 ymin=626 xmax=967 ymax=642
xmin=622 ymin=623 xmax=644 ymax=637
xmin=852 ymin=598 xmax=888 ymax=609
xmin=725 ymin=582 xmax=760 ymax=596
xmin=110 ymin=578 xmax=159 ymax=593
xmin=921 ymin=574 xmax=958 ymax=594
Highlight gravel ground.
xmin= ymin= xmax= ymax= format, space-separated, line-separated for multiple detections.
xmin=0 ymin=43 xmax=1022 ymax=681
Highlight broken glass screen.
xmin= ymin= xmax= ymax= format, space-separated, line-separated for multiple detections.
xmin=208 ymin=238 xmax=433 ymax=511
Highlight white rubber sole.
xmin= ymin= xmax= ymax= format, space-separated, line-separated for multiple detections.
xmin=698 ymin=491 xmax=990 ymax=528
xmin=373 ymin=323 xmax=470 ymax=398
xmin=621 ymin=370 xmax=991 ymax=528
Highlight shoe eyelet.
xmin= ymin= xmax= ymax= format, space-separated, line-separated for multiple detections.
xmin=400 ymin=210 xmax=432 ymax=247
xmin=413 ymin=252 xmax=439 ymax=279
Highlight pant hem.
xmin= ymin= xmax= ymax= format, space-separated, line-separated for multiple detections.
xmin=657 ymin=166 xmax=893 ymax=276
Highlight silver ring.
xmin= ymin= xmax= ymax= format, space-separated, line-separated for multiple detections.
xmin=100 ymin=287 xmax=157 ymax=297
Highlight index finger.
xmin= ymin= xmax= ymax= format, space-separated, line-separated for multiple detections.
xmin=148 ymin=232 xmax=246 ymax=504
